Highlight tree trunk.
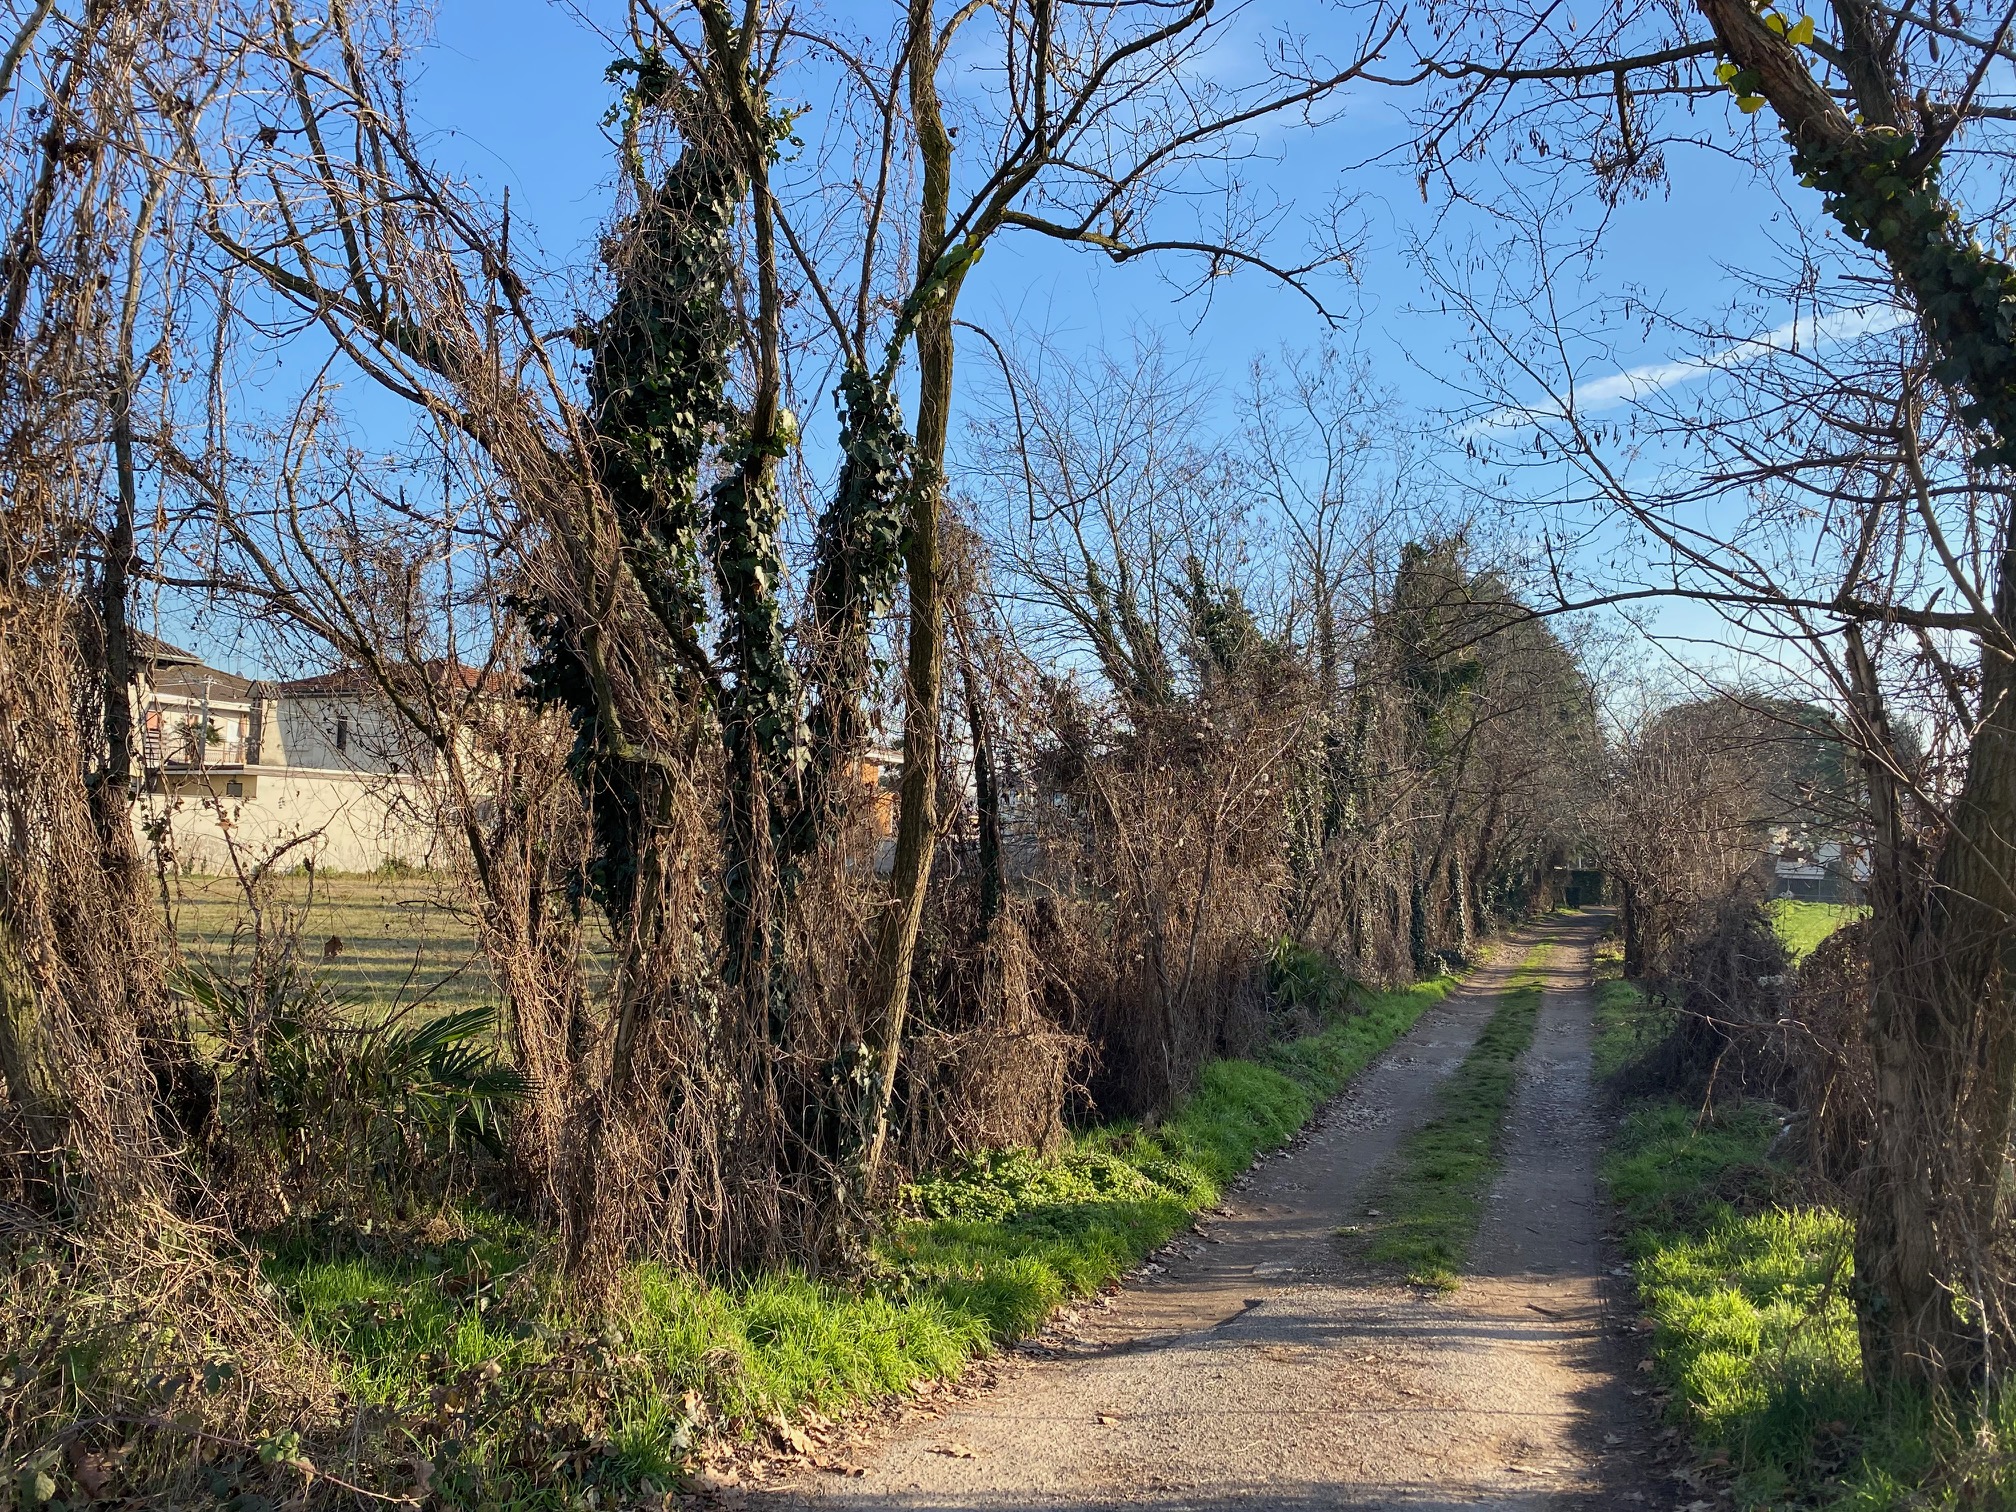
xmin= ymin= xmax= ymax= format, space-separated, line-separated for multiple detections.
xmin=712 ymin=169 xmax=794 ymax=1034
xmin=97 ymin=400 xmax=137 ymax=843
xmin=1676 ymin=10 xmax=2016 ymax=1378
xmin=861 ymin=0 xmax=965 ymax=1190
xmin=861 ymin=307 xmax=953 ymax=1189
xmin=1845 ymin=601 xmax=2016 ymax=1389
xmin=1620 ymin=876 xmax=1646 ymax=978
xmin=99 ymin=390 xmax=201 ymax=1147
xmin=1408 ymin=869 xmax=1431 ymax=976
xmin=953 ymin=604 xmax=1002 ymax=926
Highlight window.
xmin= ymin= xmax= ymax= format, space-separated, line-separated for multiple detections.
xmin=224 ymin=779 xmax=243 ymax=798
xmin=334 ymin=714 xmax=349 ymax=753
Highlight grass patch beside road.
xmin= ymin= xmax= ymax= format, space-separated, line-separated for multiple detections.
xmin=1603 ymin=1048 xmax=1879 ymax=1502
xmin=262 ymin=971 xmax=1457 ymax=1508
xmin=1354 ymin=944 xmax=1550 ymax=1288
xmin=1596 ymin=959 xmax=1861 ymax=1504
xmin=1607 ymin=1095 xmax=1864 ymax=1507
xmin=1597 ymin=958 xmax=2016 ymax=1509
xmin=1592 ymin=930 xmax=1673 ymax=1081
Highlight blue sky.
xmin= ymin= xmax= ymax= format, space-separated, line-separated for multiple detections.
xmin=413 ymin=0 xmax=1804 ymax=420
xmin=181 ymin=0 xmax=1861 ymax=680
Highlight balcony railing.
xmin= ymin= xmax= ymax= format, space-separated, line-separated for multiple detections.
xmin=142 ymin=730 xmax=249 ymax=769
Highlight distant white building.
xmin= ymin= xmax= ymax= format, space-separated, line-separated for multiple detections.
xmin=1767 ymin=824 xmax=1866 ymax=904
xmin=132 ymin=638 xmax=439 ymax=874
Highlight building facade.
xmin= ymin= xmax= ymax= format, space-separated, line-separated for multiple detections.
xmin=133 ymin=641 xmax=436 ymax=874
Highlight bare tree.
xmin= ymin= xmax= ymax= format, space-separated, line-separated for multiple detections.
xmin=794 ymin=0 xmax=1396 ymax=1186
xmin=964 ymin=333 xmax=1243 ymax=705
xmin=150 ymin=0 xmax=1403 ymax=1269
xmin=1370 ymin=0 xmax=2016 ymax=1388
xmin=1431 ymin=179 xmax=2016 ymax=1381
xmin=1602 ymin=697 xmax=1783 ymax=976
xmin=0 ymin=0 xmax=245 ymax=1211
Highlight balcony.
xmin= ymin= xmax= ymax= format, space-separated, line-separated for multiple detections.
xmin=142 ymin=728 xmax=250 ymax=770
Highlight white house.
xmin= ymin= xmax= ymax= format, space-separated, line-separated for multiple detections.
xmin=1766 ymin=823 xmax=1867 ymax=904
xmin=127 ymin=637 xmax=919 ymax=876
xmin=132 ymin=638 xmax=439 ymax=874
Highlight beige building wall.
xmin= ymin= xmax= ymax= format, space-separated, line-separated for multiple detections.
xmin=266 ymin=694 xmax=418 ymax=775
xmin=127 ymin=646 xmax=457 ymax=874
xmin=135 ymin=765 xmax=439 ymax=874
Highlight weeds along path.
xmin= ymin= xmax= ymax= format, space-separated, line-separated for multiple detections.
xmin=764 ymin=913 xmax=1660 ymax=1512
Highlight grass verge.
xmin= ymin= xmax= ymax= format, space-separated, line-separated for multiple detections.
xmin=260 ymin=972 xmax=1456 ymax=1509
xmin=1590 ymin=926 xmax=1670 ymax=1080
xmin=1599 ymin=959 xmax=2016 ymax=1510
xmin=1351 ymin=943 xmax=1550 ymax=1288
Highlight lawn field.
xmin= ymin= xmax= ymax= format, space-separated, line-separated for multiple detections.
xmin=167 ymin=871 xmax=497 ymax=1014
xmin=1766 ymin=899 xmax=1867 ymax=963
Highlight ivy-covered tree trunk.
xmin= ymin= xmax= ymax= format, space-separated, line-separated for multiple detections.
xmin=709 ymin=168 xmax=799 ymax=1029
xmin=1699 ymin=0 xmax=2016 ymax=1387
xmin=785 ymin=364 xmax=909 ymax=863
xmin=517 ymin=55 xmax=753 ymax=1270
xmin=519 ymin=30 xmax=922 ymax=1269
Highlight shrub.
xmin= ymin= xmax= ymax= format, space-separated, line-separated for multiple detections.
xmin=180 ymin=958 xmax=529 ymax=1224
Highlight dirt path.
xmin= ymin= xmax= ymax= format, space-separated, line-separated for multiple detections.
xmin=763 ymin=913 xmax=1671 ymax=1511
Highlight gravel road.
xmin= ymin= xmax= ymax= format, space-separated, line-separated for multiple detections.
xmin=758 ymin=913 xmax=1683 ymax=1512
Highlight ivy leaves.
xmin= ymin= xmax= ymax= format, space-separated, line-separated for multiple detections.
xmin=523 ymin=48 xmax=920 ymax=926
xmin=1791 ymin=122 xmax=2016 ymax=466
xmin=1698 ymin=0 xmax=2016 ymax=468
xmin=1761 ymin=9 xmax=1817 ymax=44
xmin=1716 ymin=11 xmax=1816 ymax=112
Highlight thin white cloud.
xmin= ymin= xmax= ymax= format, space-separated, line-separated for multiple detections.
xmin=1463 ymin=301 xmax=1915 ymax=436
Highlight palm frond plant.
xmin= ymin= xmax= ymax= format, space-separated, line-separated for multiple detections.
xmin=176 ymin=958 xmax=531 ymax=1225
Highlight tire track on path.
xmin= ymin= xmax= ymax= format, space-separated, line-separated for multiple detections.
xmin=761 ymin=914 xmax=1668 ymax=1511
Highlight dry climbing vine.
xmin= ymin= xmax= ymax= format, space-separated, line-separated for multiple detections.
xmin=785 ymin=363 xmax=911 ymax=865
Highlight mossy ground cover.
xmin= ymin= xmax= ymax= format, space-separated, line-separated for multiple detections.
xmin=1351 ymin=943 xmax=1549 ymax=1287
xmin=260 ymin=972 xmax=1455 ymax=1509
xmin=1599 ymin=958 xmax=2016 ymax=1509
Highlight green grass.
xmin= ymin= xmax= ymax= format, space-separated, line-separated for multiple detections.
xmin=1592 ymin=934 xmax=1674 ymax=1082
xmin=1352 ymin=944 xmax=1549 ymax=1288
xmin=1599 ymin=965 xmax=2016 ymax=1510
xmin=166 ymin=870 xmax=607 ymax=1019
xmin=1598 ymin=962 xmax=1861 ymax=1504
xmin=169 ymin=870 xmax=498 ymax=1014
xmin=1767 ymin=899 xmax=1867 ymax=963
xmin=259 ymin=970 xmax=1457 ymax=1509
xmin=1611 ymin=1102 xmax=1869 ymax=1507
xmin=267 ymin=1219 xmax=998 ymax=1506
